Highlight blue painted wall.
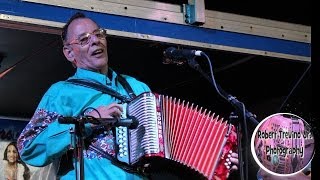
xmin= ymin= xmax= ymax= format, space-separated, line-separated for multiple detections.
xmin=0 ymin=0 xmax=310 ymax=57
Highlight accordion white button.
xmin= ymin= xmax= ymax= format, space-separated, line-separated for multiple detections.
xmin=119 ymin=153 xmax=124 ymax=157
xmin=124 ymin=152 xmax=128 ymax=156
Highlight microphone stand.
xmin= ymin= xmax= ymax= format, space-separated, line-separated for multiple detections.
xmin=186 ymin=55 xmax=259 ymax=180
xmin=65 ymin=117 xmax=86 ymax=180
xmin=59 ymin=116 xmax=104 ymax=180
xmin=58 ymin=115 xmax=138 ymax=180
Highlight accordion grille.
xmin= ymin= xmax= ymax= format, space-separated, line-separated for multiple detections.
xmin=116 ymin=92 xmax=237 ymax=180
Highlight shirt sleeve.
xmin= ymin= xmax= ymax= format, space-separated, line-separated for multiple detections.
xmin=17 ymin=84 xmax=92 ymax=167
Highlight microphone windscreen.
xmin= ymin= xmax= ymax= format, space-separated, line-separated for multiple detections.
xmin=58 ymin=116 xmax=76 ymax=124
xmin=163 ymin=47 xmax=176 ymax=58
xmin=129 ymin=117 xmax=139 ymax=129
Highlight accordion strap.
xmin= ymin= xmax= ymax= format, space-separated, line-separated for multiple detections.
xmin=66 ymin=74 xmax=135 ymax=103
xmin=116 ymin=74 xmax=136 ymax=99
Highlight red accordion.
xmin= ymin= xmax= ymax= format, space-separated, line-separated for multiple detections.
xmin=116 ymin=92 xmax=237 ymax=180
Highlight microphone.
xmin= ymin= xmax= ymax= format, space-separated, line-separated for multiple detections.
xmin=58 ymin=116 xmax=79 ymax=124
xmin=58 ymin=116 xmax=139 ymax=129
xmin=97 ymin=117 xmax=139 ymax=129
xmin=163 ymin=47 xmax=203 ymax=64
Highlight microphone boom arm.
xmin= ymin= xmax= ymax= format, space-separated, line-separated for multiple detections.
xmin=187 ymin=57 xmax=259 ymax=125
xmin=186 ymin=54 xmax=258 ymax=180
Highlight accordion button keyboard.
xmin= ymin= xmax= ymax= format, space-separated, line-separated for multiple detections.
xmin=116 ymin=126 xmax=130 ymax=164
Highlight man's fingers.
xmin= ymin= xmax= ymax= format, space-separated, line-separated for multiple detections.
xmin=105 ymin=103 xmax=123 ymax=117
xmin=231 ymin=152 xmax=238 ymax=158
xmin=229 ymin=157 xmax=239 ymax=165
xmin=231 ymin=165 xmax=238 ymax=171
xmin=107 ymin=103 xmax=123 ymax=111
xmin=228 ymin=152 xmax=239 ymax=173
xmin=92 ymin=103 xmax=124 ymax=118
xmin=229 ymin=153 xmax=239 ymax=165
xmin=110 ymin=107 xmax=122 ymax=117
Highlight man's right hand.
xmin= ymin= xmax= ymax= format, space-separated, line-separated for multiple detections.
xmin=85 ymin=102 xmax=124 ymax=123
xmin=86 ymin=103 xmax=123 ymax=118
xmin=85 ymin=103 xmax=124 ymax=129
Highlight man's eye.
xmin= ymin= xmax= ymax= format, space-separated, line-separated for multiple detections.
xmin=79 ymin=36 xmax=89 ymax=43
xmin=95 ymin=33 xmax=104 ymax=38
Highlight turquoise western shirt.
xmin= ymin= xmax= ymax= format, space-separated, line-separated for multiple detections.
xmin=17 ymin=68 xmax=151 ymax=179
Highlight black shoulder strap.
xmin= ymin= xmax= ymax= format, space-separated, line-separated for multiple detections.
xmin=117 ymin=74 xmax=136 ymax=99
xmin=66 ymin=78 xmax=133 ymax=103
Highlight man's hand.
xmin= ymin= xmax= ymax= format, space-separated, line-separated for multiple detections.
xmin=85 ymin=103 xmax=124 ymax=129
xmin=229 ymin=152 xmax=239 ymax=171
xmin=86 ymin=103 xmax=123 ymax=118
xmin=216 ymin=153 xmax=239 ymax=180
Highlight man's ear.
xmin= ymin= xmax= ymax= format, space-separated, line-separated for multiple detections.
xmin=63 ymin=45 xmax=75 ymax=63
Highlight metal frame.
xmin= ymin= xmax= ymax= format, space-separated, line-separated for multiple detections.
xmin=0 ymin=0 xmax=311 ymax=62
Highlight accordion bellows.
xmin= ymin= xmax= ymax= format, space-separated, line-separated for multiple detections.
xmin=116 ymin=92 xmax=237 ymax=180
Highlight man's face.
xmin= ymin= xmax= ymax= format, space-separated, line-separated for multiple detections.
xmin=65 ymin=18 xmax=108 ymax=71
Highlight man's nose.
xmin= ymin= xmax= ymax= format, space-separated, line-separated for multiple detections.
xmin=89 ymin=34 xmax=101 ymax=44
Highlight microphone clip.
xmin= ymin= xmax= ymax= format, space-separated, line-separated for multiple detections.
xmin=162 ymin=57 xmax=186 ymax=65
xmin=162 ymin=47 xmax=203 ymax=66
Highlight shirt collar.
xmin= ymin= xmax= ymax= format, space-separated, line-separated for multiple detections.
xmin=71 ymin=68 xmax=118 ymax=86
